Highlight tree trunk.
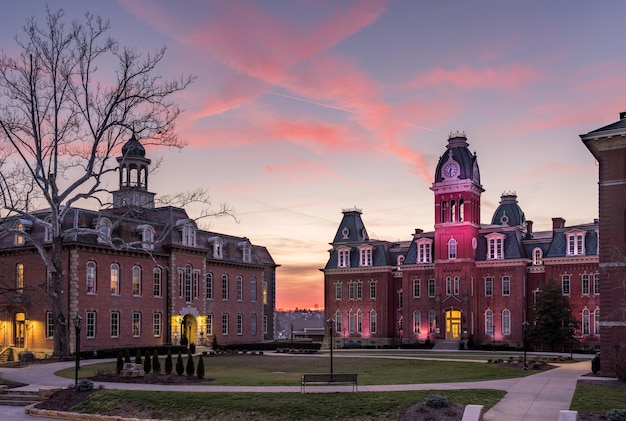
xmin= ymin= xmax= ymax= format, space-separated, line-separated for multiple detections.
xmin=51 ymin=236 xmax=69 ymax=357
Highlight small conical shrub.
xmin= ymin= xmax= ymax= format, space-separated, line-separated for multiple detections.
xmin=135 ymin=349 xmax=142 ymax=365
xmin=165 ymin=350 xmax=173 ymax=375
xmin=124 ymin=349 xmax=131 ymax=363
xmin=175 ymin=351 xmax=184 ymax=376
xmin=116 ymin=351 xmax=124 ymax=374
xmin=196 ymin=354 xmax=205 ymax=379
xmin=144 ymin=350 xmax=152 ymax=374
xmin=152 ymin=350 xmax=161 ymax=374
xmin=186 ymin=352 xmax=195 ymax=377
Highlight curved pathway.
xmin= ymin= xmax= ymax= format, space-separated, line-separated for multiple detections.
xmin=0 ymin=358 xmax=592 ymax=420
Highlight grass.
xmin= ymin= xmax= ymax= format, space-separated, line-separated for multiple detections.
xmin=55 ymin=354 xmax=539 ymax=386
xmin=570 ymin=383 xmax=626 ymax=415
xmin=72 ymin=389 xmax=506 ymax=420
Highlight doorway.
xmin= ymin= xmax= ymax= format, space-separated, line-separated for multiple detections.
xmin=14 ymin=312 xmax=26 ymax=348
xmin=181 ymin=314 xmax=197 ymax=344
xmin=445 ymin=310 xmax=461 ymax=340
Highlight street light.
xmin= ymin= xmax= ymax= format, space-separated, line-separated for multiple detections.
xmin=72 ymin=314 xmax=83 ymax=387
xmin=522 ymin=321 xmax=529 ymax=370
xmin=327 ymin=318 xmax=335 ymax=376
xmin=568 ymin=322 xmax=574 ymax=360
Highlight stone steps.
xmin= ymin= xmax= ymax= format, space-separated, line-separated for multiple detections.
xmin=0 ymin=389 xmax=42 ymax=407
xmin=432 ymin=340 xmax=461 ymax=350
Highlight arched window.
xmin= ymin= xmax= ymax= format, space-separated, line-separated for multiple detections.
xmin=141 ymin=225 xmax=154 ymax=250
xmin=110 ymin=263 xmax=120 ymax=295
xmin=502 ymin=309 xmax=511 ymax=335
xmin=357 ymin=310 xmax=363 ymax=333
xmin=184 ymin=265 xmax=192 ymax=302
xmin=222 ymin=274 xmax=229 ymax=300
xmin=446 ymin=276 xmax=452 ymax=296
xmin=428 ymin=310 xmax=436 ymax=333
xmin=448 ymin=238 xmax=457 ymax=259
xmin=153 ymin=268 xmax=162 ymax=297
xmin=594 ymin=309 xmax=600 ymax=336
xmin=485 ymin=310 xmax=494 ymax=335
xmin=413 ymin=310 xmax=421 ymax=334
xmin=369 ymin=310 xmax=377 ymax=333
xmin=533 ymin=248 xmax=543 ymax=265
xmin=441 ymin=201 xmax=447 ymax=223
xmin=582 ymin=309 xmax=590 ymax=335
xmin=454 ymin=276 xmax=460 ymax=296
xmin=450 ymin=200 xmax=456 ymax=222
xmin=16 ymin=263 xmax=24 ymax=294
xmin=458 ymin=199 xmax=464 ymax=221
xmin=86 ymin=261 xmax=97 ymax=294
xmin=349 ymin=310 xmax=355 ymax=333
xmin=132 ymin=265 xmax=142 ymax=296
xmin=97 ymin=218 xmax=112 ymax=243
xmin=335 ymin=311 xmax=342 ymax=333
xmin=205 ymin=273 xmax=213 ymax=299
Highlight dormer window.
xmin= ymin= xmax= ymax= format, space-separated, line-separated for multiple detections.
xmin=176 ymin=219 xmax=196 ymax=247
xmin=566 ymin=230 xmax=586 ymax=256
xmin=532 ymin=248 xmax=543 ymax=265
xmin=359 ymin=245 xmax=373 ymax=267
xmin=137 ymin=225 xmax=154 ymax=250
xmin=238 ymin=241 xmax=251 ymax=263
xmin=486 ymin=233 xmax=505 ymax=260
xmin=416 ymin=238 xmax=433 ymax=263
xmin=337 ymin=247 xmax=351 ymax=268
xmin=208 ymin=236 xmax=223 ymax=259
xmin=14 ymin=219 xmax=31 ymax=245
xmin=97 ymin=218 xmax=112 ymax=244
xmin=44 ymin=217 xmax=53 ymax=242
xmin=397 ymin=255 xmax=405 ymax=266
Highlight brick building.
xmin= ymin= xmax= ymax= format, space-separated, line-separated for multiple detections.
xmin=581 ymin=112 xmax=626 ymax=375
xmin=323 ymin=133 xmax=600 ymax=351
xmin=0 ymin=135 xmax=277 ymax=357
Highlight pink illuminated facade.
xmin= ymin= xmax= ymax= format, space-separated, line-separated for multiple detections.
xmin=323 ymin=133 xmax=600 ymax=351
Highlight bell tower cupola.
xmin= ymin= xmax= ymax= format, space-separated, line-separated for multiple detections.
xmin=112 ymin=133 xmax=156 ymax=209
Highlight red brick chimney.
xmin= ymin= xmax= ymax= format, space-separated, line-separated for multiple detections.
xmin=552 ymin=217 xmax=565 ymax=230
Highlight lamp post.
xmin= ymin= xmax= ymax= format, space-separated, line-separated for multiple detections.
xmin=72 ymin=314 xmax=83 ymax=387
xmin=522 ymin=321 xmax=529 ymax=370
xmin=568 ymin=322 xmax=574 ymax=360
xmin=327 ymin=318 xmax=335 ymax=376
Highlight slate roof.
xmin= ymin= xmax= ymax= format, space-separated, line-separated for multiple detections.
xmin=434 ymin=134 xmax=479 ymax=183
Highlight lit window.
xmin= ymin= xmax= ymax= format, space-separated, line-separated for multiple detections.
xmin=413 ymin=310 xmax=421 ymax=334
xmin=86 ymin=311 xmax=96 ymax=338
xmin=448 ymin=238 xmax=457 ymax=259
xmin=532 ymin=248 xmax=543 ymax=265
xmin=222 ymin=314 xmax=229 ymax=335
xmin=15 ymin=221 xmax=26 ymax=245
xmin=110 ymin=264 xmax=120 ymax=295
xmin=428 ymin=310 xmax=436 ymax=333
xmin=205 ymin=273 xmax=213 ymax=299
xmin=86 ymin=261 xmax=97 ymax=294
xmin=502 ymin=276 xmax=510 ymax=296
xmin=582 ymin=309 xmax=590 ymax=335
xmin=153 ymin=268 xmax=162 ymax=297
xmin=110 ymin=311 xmax=119 ymax=338
xmin=413 ymin=279 xmax=420 ymax=298
xmin=335 ymin=282 xmax=342 ymax=300
xmin=132 ymin=265 xmax=141 ymax=296
xmin=566 ymin=231 xmax=586 ymax=256
xmin=582 ymin=274 xmax=590 ymax=295
xmin=16 ymin=263 xmax=24 ymax=294
xmin=237 ymin=275 xmax=243 ymax=301
xmin=262 ymin=281 xmax=268 ymax=304
xmin=562 ymin=274 xmax=571 ymax=295
xmin=153 ymin=312 xmax=161 ymax=337
xmin=485 ymin=277 xmax=493 ymax=297
xmin=428 ymin=279 xmax=436 ymax=297
xmin=486 ymin=233 xmax=505 ymax=260
xmin=132 ymin=312 xmax=141 ymax=337
xmin=222 ymin=274 xmax=229 ymax=300
xmin=369 ymin=311 xmax=377 ymax=333
xmin=502 ymin=310 xmax=511 ymax=335
xmin=485 ymin=310 xmax=494 ymax=335
xmin=338 ymin=248 xmax=351 ymax=268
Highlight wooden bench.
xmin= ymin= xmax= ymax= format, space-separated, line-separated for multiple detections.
xmin=301 ymin=373 xmax=358 ymax=392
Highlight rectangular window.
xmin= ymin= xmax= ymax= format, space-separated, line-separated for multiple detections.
xmin=502 ymin=276 xmax=510 ymax=296
xmin=262 ymin=281 xmax=268 ymax=304
xmin=335 ymin=283 xmax=342 ymax=300
xmin=222 ymin=275 xmax=229 ymax=300
xmin=413 ymin=311 xmax=421 ymax=334
xmin=206 ymin=314 xmax=213 ymax=336
xmin=485 ymin=311 xmax=494 ymax=335
xmin=349 ymin=282 xmax=355 ymax=299
xmin=178 ymin=269 xmax=184 ymax=298
xmin=428 ymin=278 xmax=435 ymax=297
xmin=153 ymin=268 xmax=161 ymax=297
xmin=593 ymin=273 xmax=600 ymax=295
xmin=369 ymin=281 xmax=376 ymax=299
xmin=250 ymin=313 xmax=257 ymax=336
xmin=485 ymin=277 xmax=493 ymax=297
xmin=335 ymin=312 xmax=342 ymax=333
xmin=132 ymin=312 xmax=141 ymax=337
xmin=206 ymin=273 xmax=213 ymax=299
xmin=568 ymin=234 xmax=585 ymax=255
xmin=562 ymin=274 xmax=571 ymax=295
xmin=237 ymin=276 xmax=243 ymax=301
xmin=338 ymin=250 xmax=350 ymax=268
xmin=413 ymin=279 xmax=420 ymax=298
xmin=132 ymin=266 xmax=141 ymax=296
xmin=582 ymin=274 xmax=590 ymax=295
xmin=86 ymin=311 xmax=96 ymax=338
xmin=360 ymin=248 xmax=372 ymax=266
xmin=193 ymin=271 xmax=200 ymax=299
xmin=86 ymin=262 xmax=96 ymax=294
xmin=110 ymin=312 xmax=119 ymax=338
xmin=594 ymin=309 xmax=600 ymax=335
xmin=110 ymin=264 xmax=120 ymax=295
xmin=454 ymin=276 xmax=459 ymax=296
xmin=369 ymin=311 xmax=377 ymax=333
xmin=46 ymin=311 xmax=54 ymax=338
xmin=222 ymin=314 xmax=229 ymax=335
xmin=502 ymin=310 xmax=511 ymax=335
xmin=262 ymin=315 xmax=268 ymax=334
xmin=153 ymin=313 xmax=161 ymax=337
xmin=418 ymin=243 xmax=431 ymax=263
xmin=237 ymin=314 xmax=243 ymax=335
xmin=446 ymin=277 xmax=452 ymax=296
xmin=184 ymin=267 xmax=192 ymax=303
xmin=349 ymin=311 xmax=355 ymax=333
xmin=356 ymin=281 xmax=362 ymax=299
xmin=250 ymin=278 xmax=257 ymax=302
xmin=582 ymin=310 xmax=590 ymax=335
xmin=357 ymin=311 xmax=362 ymax=333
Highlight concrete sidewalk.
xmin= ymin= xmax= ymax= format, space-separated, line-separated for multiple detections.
xmin=0 ymin=358 xmax=592 ymax=420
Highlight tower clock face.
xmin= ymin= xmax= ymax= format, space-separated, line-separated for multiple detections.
xmin=443 ymin=163 xmax=458 ymax=178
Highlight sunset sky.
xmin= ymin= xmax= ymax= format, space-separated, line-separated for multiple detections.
xmin=1 ymin=1 xmax=622 ymax=310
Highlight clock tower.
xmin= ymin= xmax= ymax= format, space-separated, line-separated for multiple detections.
xmin=431 ymin=132 xmax=484 ymax=262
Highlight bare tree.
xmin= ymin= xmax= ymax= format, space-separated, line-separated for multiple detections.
xmin=0 ymin=8 xmax=195 ymax=356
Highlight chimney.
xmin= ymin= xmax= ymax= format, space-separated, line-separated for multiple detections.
xmin=526 ymin=220 xmax=533 ymax=237
xmin=414 ymin=228 xmax=423 ymax=235
xmin=620 ymin=111 xmax=626 ymax=120
xmin=552 ymin=217 xmax=565 ymax=230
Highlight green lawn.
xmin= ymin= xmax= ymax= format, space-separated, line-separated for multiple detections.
xmin=570 ymin=383 xmax=626 ymax=415
xmin=56 ymin=354 xmax=538 ymax=386
xmin=72 ymin=389 xmax=506 ymax=420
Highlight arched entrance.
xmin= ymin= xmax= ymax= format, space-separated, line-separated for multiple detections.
xmin=181 ymin=314 xmax=197 ymax=345
xmin=445 ymin=309 xmax=462 ymax=340
xmin=14 ymin=312 xmax=26 ymax=348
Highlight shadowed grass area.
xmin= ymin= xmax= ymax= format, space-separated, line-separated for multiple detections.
xmin=72 ymin=389 xmax=506 ymax=420
xmin=55 ymin=354 xmax=538 ymax=386
xmin=570 ymin=383 xmax=626 ymax=415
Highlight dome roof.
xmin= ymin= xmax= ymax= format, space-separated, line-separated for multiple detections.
xmin=121 ymin=133 xmax=146 ymax=158
xmin=434 ymin=132 xmax=480 ymax=183
xmin=491 ymin=192 xmax=526 ymax=226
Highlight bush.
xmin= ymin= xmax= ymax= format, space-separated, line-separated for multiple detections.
xmin=189 ymin=342 xmax=196 ymax=354
xmin=592 ymin=353 xmax=601 ymax=374
xmin=607 ymin=409 xmax=626 ymax=421
xmin=197 ymin=355 xmax=205 ymax=379
xmin=212 ymin=336 xmax=219 ymax=351
xmin=7 ymin=348 xmax=14 ymax=362
xmin=143 ymin=350 xmax=152 ymax=374
xmin=116 ymin=351 xmax=124 ymax=374
xmin=164 ymin=350 xmax=173 ymax=375
xmin=175 ymin=352 xmax=184 ymax=376
xmin=152 ymin=350 xmax=161 ymax=374
xmin=124 ymin=349 xmax=131 ymax=364
xmin=74 ymin=379 xmax=94 ymax=392
xmin=186 ymin=352 xmax=195 ymax=377
xmin=180 ymin=334 xmax=188 ymax=347
xmin=426 ymin=394 xmax=449 ymax=408
xmin=135 ymin=349 xmax=142 ymax=365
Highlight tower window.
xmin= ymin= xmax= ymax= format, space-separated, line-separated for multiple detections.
xmin=447 ymin=238 xmax=457 ymax=259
